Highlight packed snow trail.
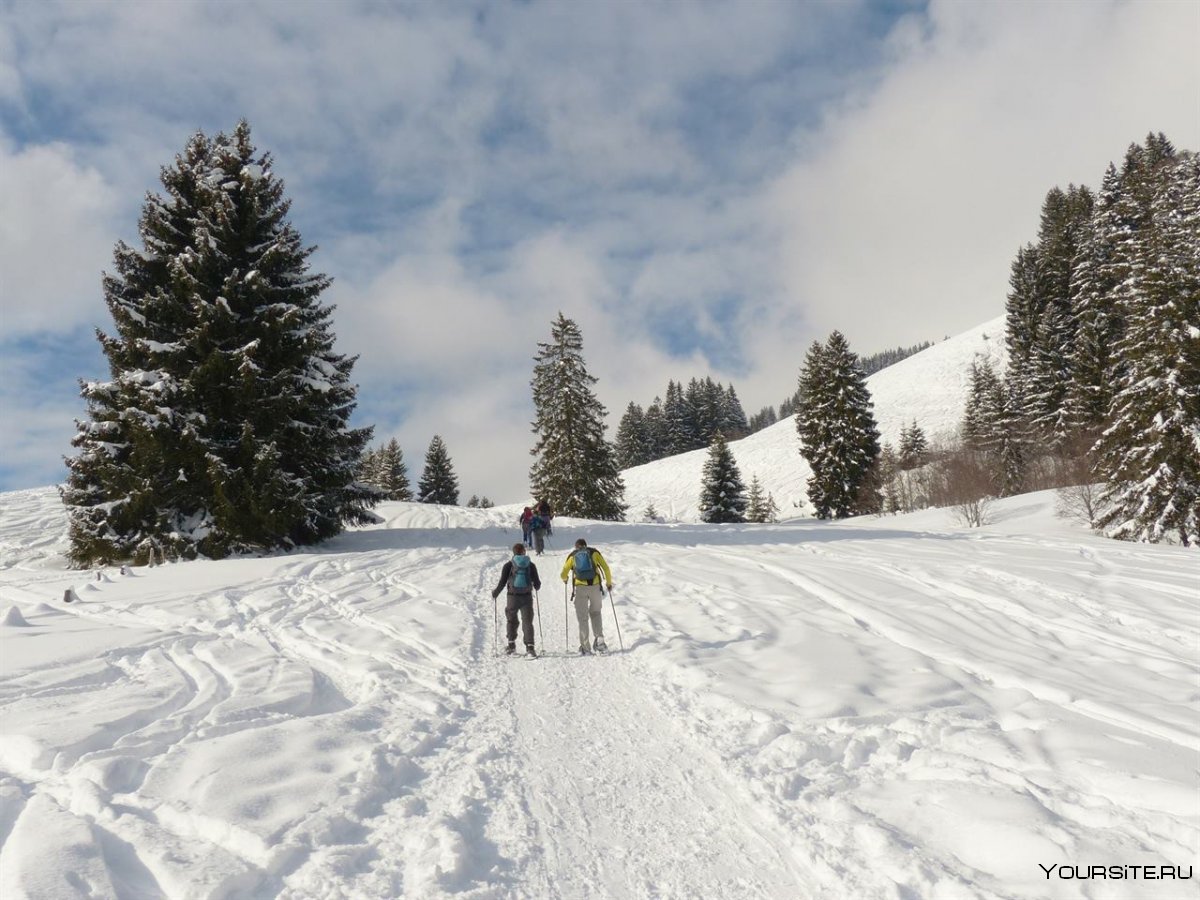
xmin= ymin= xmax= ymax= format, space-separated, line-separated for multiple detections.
xmin=1 ymin=488 xmax=1197 ymax=899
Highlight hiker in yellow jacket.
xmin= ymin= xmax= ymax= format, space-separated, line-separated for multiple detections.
xmin=561 ymin=537 xmax=613 ymax=654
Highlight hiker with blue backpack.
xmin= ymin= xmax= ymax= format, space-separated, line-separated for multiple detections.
xmin=561 ymin=537 xmax=614 ymax=654
xmin=492 ymin=542 xmax=542 ymax=657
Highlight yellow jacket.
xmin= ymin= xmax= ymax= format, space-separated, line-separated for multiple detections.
xmin=561 ymin=546 xmax=613 ymax=587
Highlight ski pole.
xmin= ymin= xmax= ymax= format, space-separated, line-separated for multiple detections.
xmin=535 ymin=588 xmax=544 ymax=650
xmin=607 ymin=586 xmax=624 ymax=652
xmin=493 ymin=593 xmax=498 ymax=658
xmin=564 ymin=581 xmax=570 ymax=653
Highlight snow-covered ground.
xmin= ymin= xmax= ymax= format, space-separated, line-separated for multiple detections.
xmin=622 ymin=316 xmax=1007 ymax=521
xmin=1 ymin=485 xmax=1196 ymax=899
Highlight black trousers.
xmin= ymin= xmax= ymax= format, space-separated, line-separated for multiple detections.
xmin=506 ymin=592 xmax=535 ymax=646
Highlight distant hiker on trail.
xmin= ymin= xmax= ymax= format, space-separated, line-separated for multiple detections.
xmin=519 ymin=506 xmax=534 ymax=544
xmin=492 ymin=543 xmax=542 ymax=657
xmin=561 ymin=538 xmax=613 ymax=654
xmin=536 ymin=500 xmax=553 ymax=536
xmin=530 ymin=513 xmax=548 ymax=556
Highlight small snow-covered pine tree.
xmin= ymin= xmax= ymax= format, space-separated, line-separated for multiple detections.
xmin=699 ymin=432 xmax=747 ymax=523
xmin=63 ymin=121 xmax=373 ymax=566
xmin=746 ymin=475 xmax=769 ymax=523
xmin=529 ymin=313 xmax=626 ymax=520
xmin=418 ymin=435 xmax=460 ymax=505
xmin=898 ymin=420 xmax=929 ymax=470
xmin=764 ymin=492 xmax=779 ymax=523
xmin=379 ymin=439 xmax=412 ymax=501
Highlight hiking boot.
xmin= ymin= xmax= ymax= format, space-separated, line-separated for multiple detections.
xmin=526 ymin=644 xmax=537 ymax=658
xmin=579 ymin=645 xmax=592 ymax=655
xmin=594 ymin=638 xmax=608 ymax=653
xmin=505 ymin=642 xmax=516 ymax=655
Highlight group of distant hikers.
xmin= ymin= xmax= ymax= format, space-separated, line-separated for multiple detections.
xmin=518 ymin=500 xmax=554 ymax=555
xmin=491 ymin=503 xmax=614 ymax=659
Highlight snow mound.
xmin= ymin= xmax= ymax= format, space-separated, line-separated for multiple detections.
xmin=2 ymin=606 xmax=28 ymax=627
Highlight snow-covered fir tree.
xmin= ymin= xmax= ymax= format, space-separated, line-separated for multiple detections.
xmin=1063 ymin=163 xmax=1125 ymax=433
xmin=764 ymin=491 xmax=779 ymax=523
xmin=747 ymin=405 xmax=777 ymax=434
xmin=378 ymin=439 xmax=412 ymax=501
xmin=961 ymin=360 xmax=1025 ymax=496
xmin=1096 ymin=150 xmax=1200 ymax=546
xmin=692 ymin=378 xmax=726 ymax=447
xmin=698 ymin=432 xmax=747 ymax=523
xmin=898 ymin=420 xmax=930 ymax=470
xmin=1002 ymin=185 xmax=1094 ymax=443
xmin=796 ymin=332 xmax=881 ymax=519
xmin=358 ymin=447 xmax=382 ymax=489
xmin=642 ymin=397 xmax=665 ymax=461
xmin=615 ymin=402 xmax=651 ymax=469
xmin=746 ymin=475 xmax=770 ymax=523
xmin=417 ymin=435 xmax=460 ymax=505
xmin=662 ymin=380 xmax=693 ymax=455
xmin=529 ymin=313 xmax=627 ymax=520
xmin=63 ymin=122 xmax=373 ymax=566
xmin=721 ymin=385 xmax=749 ymax=438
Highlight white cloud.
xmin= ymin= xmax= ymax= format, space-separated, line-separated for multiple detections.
xmin=769 ymin=0 xmax=1200 ymax=353
xmin=0 ymin=140 xmax=119 ymax=339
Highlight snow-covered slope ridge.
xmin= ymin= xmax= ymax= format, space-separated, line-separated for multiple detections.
xmin=622 ymin=315 xmax=1006 ymax=520
xmin=0 ymin=486 xmax=1196 ymax=899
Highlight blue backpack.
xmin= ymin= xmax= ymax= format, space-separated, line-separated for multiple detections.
xmin=573 ymin=547 xmax=597 ymax=584
xmin=510 ymin=554 xmax=533 ymax=593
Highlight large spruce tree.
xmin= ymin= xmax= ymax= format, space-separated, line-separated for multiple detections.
xmin=62 ymin=122 xmax=373 ymax=565
xmin=699 ymin=432 xmax=747 ymax=523
xmin=529 ymin=313 xmax=626 ymax=520
xmin=796 ymin=332 xmax=881 ymax=519
xmin=417 ymin=435 xmax=460 ymax=505
xmin=1095 ymin=150 xmax=1200 ymax=546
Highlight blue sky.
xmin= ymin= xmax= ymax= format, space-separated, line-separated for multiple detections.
xmin=1 ymin=0 xmax=1196 ymax=502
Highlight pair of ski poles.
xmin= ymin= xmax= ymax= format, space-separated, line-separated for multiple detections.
xmin=490 ymin=581 xmax=625 ymax=657
xmin=563 ymin=581 xmax=624 ymax=653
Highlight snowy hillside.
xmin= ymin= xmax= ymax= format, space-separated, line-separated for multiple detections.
xmin=1 ymin=486 xmax=1197 ymax=899
xmin=622 ymin=316 xmax=1007 ymax=521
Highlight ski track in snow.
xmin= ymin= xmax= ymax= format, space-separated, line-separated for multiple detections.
xmin=0 ymin=488 xmax=1197 ymax=899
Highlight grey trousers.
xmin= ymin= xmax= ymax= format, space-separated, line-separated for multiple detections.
xmin=506 ymin=593 xmax=535 ymax=646
xmin=573 ymin=583 xmax=605 ymax=646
